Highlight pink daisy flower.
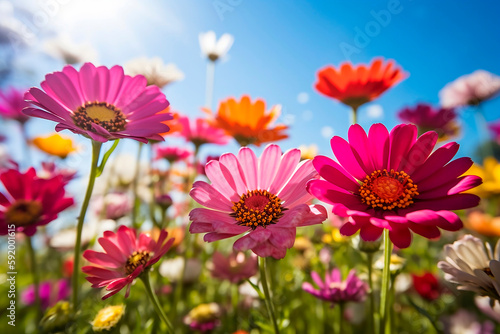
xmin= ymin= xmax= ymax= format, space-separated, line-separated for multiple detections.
xmin=189 ymin=144 xmax=327 ymax=259
xmin=0 ymin=168 xmax=74 ymax=236
xmin=397 ymin=103 xmax=459 ymax=140
xmin=178 ymin=115 xmax=230 ymax=147
xmin=155 ymin=146 xmax=192 ymax=163
xmin=307 ymin=124 xmax=481 ymax=249
xmin=82 ymin=225 xmax=174 ymax=299
xmin=302 ymin=269 xmax=368 ymax=306
xmin=0 ymin=87 xmax=30 ymax=124
xmin=23 ymin=63 xmax=172 ymax=143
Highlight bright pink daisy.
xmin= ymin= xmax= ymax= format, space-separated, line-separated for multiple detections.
xmin=155 ymin=146 xmax=192 ymax=163
xmin=23 ymin=63 xmax=172 ymax=143
xmin=189 ymin=144 xmax=327 ymax=259
xmin=178 ymin=115 xmax=230 ymax=147
xmin=0 ymin=168 xmax=74 ymax=236
xmin=307 ymin=123 xmax=482 ymax=248
xmin=82 ymin=225 xmax=174 ymax=299
xmin=302 ymin=268 xmax=368 ymax=306
xmin=0 ymin=87 xmax=30 ymax=124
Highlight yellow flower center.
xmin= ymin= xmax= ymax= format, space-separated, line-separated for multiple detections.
xmin=125 ymin=251 xmax=151 ymax=275
xmin=231 ymin=190 xmax=284 ymax=230
xmin=5 ymin=199 xmax=43 ymax=226
xmin=72 ymin=102 xmax=126 ymax=132
xmin=92 ymin=305 xmax=125 ymax=332
xmin=188 ymin=303 xmax=219 ymax=323
xmin=359 ymin=169 xmax=418 ymax=211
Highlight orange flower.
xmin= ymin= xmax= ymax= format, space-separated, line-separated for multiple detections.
xmin=159 ymin=107 xmax=182 ymax=137
xmin=32 ymin=133 xmax=77 ymax=159
xmin=315 ymin=58 xmax=406 ymax=109
xmin=466 ymin=211 xmax=500 ymax=237
xmin=203 ymin=95 xmax=288 ymax=146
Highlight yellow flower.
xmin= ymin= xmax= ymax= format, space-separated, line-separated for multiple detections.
xmin=92 ymin=305 xmax=125 ymax=332
xmin=322 ymin=228 xmax=349 ymax=244
xmin=298 ymin=144 xmax=318 ymax=160
xmin=32 ymin=133 xmax=77 ymax=159
xmin=464 ymin=157 xmax=500 ymax=198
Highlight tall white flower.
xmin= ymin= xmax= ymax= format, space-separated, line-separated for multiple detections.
xmin=440 ymin=70 xmax=500 ymax=108
xmin=124 ymin=57 xmax=184 ymax=88
xmin=438 ymin=234 xmax=500 ymax=302
xmin=43 ymin=34 xmax=98 ymax=64
xmin=198 ymin=31 xmax=234 ymax=62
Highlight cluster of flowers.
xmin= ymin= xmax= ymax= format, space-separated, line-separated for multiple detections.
xmin=2 ymin=30 xmax=500 ymax=334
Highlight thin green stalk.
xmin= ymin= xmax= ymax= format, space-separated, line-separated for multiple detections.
xmin=367 ymin=253 xmax=376 ymax=334
xmin=338 ymin=303 xmax=345 ymax=334
xmin=259 ymin=257 xmax=280 ymax=334
xmin=380 ymin=229 xmax=393 ymax=334
xmin=26 ymin=236 xmax=41 ymax=320
xmin=351 ymin=106 xmax=358 ymax=125
xmin=71 ymin=140 xmax=102 ymax=312
xmin=131 ymin=142 xmax=144 ymax=228
xmin=231 ymin=284 xmax=239 ymax=330
xmin=140 ymin=274 xmax=174 ymax=333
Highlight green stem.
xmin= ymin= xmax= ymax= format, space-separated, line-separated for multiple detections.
xmin=26 ymin=236 xmax=41 ymax=320
xmin=259 ymin=257 xmax=280 ymax=334
xmin=351 ymin=106 xmax=358 ymax=125
xmin=367 ymin=253 xmax=376 ymax=334
xmin=338 ymin=303 xmax=345 ymax=334
xmin=71 ymin=140 xmax=102 ymax=312
xmin=380 ymin=229 xmax=393 ymax=334
xmin=141 ymin=274 xmax=174 ymax=333
xmin=131 ymin=142 xmax=144 ymax=228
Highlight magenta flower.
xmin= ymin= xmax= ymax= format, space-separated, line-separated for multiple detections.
xmin=307 ymin=124 xmax=481 ymax=248
xmin=302 ymin=269 xmax=368 ymax=306
xmin=0 ymin=168 xmax=74 ymax=236
xmin=23 ymin=63 xmax=172 ymax=143
xmin=397 ymin=103 xmax=458 ymax=140
xmin=189 ymin=144 xmax=327 ymax=259
xmin=82 ymin=225 xmax=174 ymax=299
xmin=155 ymin=146 xmax=192 ymax=163
xmin=489 ymin=121 xmax=500 ymax=144
xmin=21 ymin=279 xmax=70 ymax=309
xmin=0 ymin=87 xmax=29 ymax=124
xmin=178 ymin=115 xmax=230 ymax=147
xmin=210 ymin=251 xmax=258 ymax=284
xmin=439 ymin=70 xmax=500 ymax=108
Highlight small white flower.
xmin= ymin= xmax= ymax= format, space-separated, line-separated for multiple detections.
xmin=438 ymin=234 xmax=500 ymax=302
xmin=124 ymin=57 xmax=184 ymax=88
xmin=198 ymin=31 xmax=234 ymax=62
xmin=43 ymin=33 xmax=98 ymax=65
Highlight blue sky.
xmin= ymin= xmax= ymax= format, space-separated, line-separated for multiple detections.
xmin=2 ymin=0 xmax=500 ymax=166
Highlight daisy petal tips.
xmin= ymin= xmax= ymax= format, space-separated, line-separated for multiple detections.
xmin=23 ymin=62 xmax=172 ymax=143
xmin=188 ymin=144 xmax=327 ymax=260
xmin=307 ymin=123 xmax=482 ymax=249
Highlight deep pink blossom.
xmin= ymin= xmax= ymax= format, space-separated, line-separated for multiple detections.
xmin=0 ymin=168 xmax=74 ymax=236
xmin=155 ymin=146 xmax=192 ymax=163
xmin=0 ymin=87 xmax=29 ymax=123
xmin=178 ymin=115 xmax=230 ymax=147
xmin=398 ymin=103 xmax=458 ymax=140
xmin=302 ymin=269 xmax=368 ymax=306
xmin=82 ymin=225 xmax=174 ymax=299
xmin=24 ymin=63 xmax=172 ymax=143
xmin=21 ymin=279 xmax=70 ymax=309
xmin=307 ymin=124 xmax=481 ymax=248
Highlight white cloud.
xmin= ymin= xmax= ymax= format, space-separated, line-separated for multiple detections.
xmin=321 ymin=126 xmax=334 ymax=139
xmin=297 ymin=92 xmax=309 ymax=104
xmin=366 ymin=104 xmax=384 ymax=119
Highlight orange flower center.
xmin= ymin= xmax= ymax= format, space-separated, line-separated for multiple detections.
xmin=359 ymin=169 xmax=418 ymax=211
xmin=231 ymin=190 xmax=285 ymax=230
xmin=73 ymin=102 xmax=127 ymax=132
xmin=125 ymin=251 xmax=151 ymax=275
xmin=5 ymin=199 xmax=43 ymax=227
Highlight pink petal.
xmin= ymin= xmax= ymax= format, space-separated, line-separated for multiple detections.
xmin=190 ymin=181 xmax=233 ymax=211
xmin=331 ymin=136 xmax=367 ymax=180
xmin=368 ymin=123 xmax=390 ymax=171
xmin=259 ymin=144 xmax=282 ymax=189
xmin=411 ymin=142 xmax=459 ymax=183
xmin=269 ymin=148 xmax=301 ymax=194
xmin=312 ymin=155 xmax=359 ymax=193
xmin=400 ymin=131 xmax=438 ymax=174
xmin=204 ymin=160 xmax=239 ymax=202
xmin=238 ymin=147 xmax=258 ymax=190
xmin=388 ymin=124 xmax=417 ymax=171
xmin=348 ymin=124 xmax=375 ymax=172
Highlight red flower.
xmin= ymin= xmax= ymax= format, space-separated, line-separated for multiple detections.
xmin=315 ymin=58 xmax=406 ymax=109
xmin=412 ymin=272 xmax=441 ymax=301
